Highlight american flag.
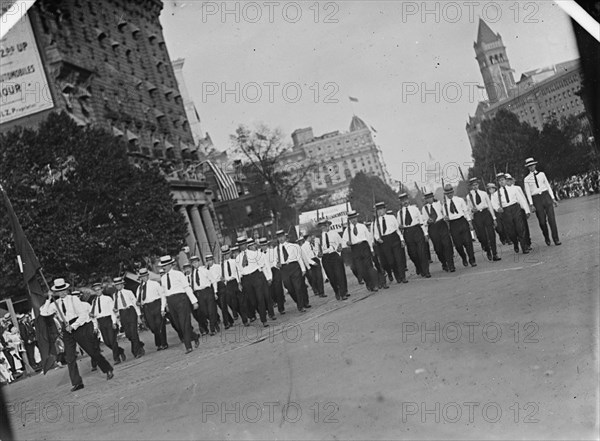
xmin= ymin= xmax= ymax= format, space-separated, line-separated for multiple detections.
xmin=203 ymin=161 xmax=239 ymax=201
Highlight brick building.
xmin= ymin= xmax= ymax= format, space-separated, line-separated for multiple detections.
xmin=466 ymin=19 xmax=585 ymax=148
xmin=0 ymin=0 xmax=221 ymax=264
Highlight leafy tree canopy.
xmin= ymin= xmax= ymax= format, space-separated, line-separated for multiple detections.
xmin=0 ymin=112 xmax=186 ymax=298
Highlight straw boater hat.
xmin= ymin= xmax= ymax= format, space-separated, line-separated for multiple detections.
xmin=317 ymin=219 xmax=331 ymax=226
xmin=496 ymin=172 xmax=506 ymax=180
xmin=423 ymin=191 xmax=434 ymax=199
xmin=91 ymin=282 xmax=102 ymax=289
xmin=230 ymin=245 xmax=239 ymax=252
xmin=138 ymin=268 xmax=149 ymax=276
xmin=469 ymin=177 xmax=478 ymax=185
xmin=486 ymin=183 xmax=497 ymax=190
xmin=374 ymin=201 xmax=386 ymax=210
xmin=220 ymin=244 xmax=230 ymax=254
xmin=189 ymin=255 xmax=200 ymax=262
xmin=504 ymin=173 xmax=514 ymax=181
xmin=236 ymin=236 xmax=247 ymax=245
xmin=347 ymin=210 xmax=358 ymax=219
xmin=398 ymin=193 xmax=408 ymax=199
xmin=51 ymin=278 xmax=70 ymax=292
xmin=158 ymin=255 xmax=175 ymax=266
xmin=275 ymin=229 xmax=286 ymax=236
xmin=71 ymin=290 xmax=82 ymax=297
xmin=245 ymin=238 xmax=255 ymax=246
xmin=113 ymin=276 xmax=124 ymax=284
xmin=258 ymin=237 xmax=268 ymax=245
xmin=205 ymin=254 xmax=214 ymax=260
xmin=443 ymin=184 xmax=454 ymax=194
xmin=524 ymin=157 xmax=538 ymax=167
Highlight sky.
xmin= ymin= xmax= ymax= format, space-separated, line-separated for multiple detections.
xmin=159 ymin=1 xmax=580 ymax=184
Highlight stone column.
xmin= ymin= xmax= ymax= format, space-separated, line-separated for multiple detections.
xmin=178 ymin=205 xmax=198 ymax=256
xmin=201 ymin=204 xmax=220 ymax=261
xmin=189 ymin=205 xmax=209 ymax=263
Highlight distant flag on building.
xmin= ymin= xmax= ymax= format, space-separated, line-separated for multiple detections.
xmin=202 ymin=160 xmax=239 ymax=201
xmin=370 ymin=126 xmax=377 ymax=133
xmin=349 ymin=96 xmax=359 ymax=102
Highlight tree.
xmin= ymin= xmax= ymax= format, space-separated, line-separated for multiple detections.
xmin=230 ymin=124 xmax=316 ymax=231
xmin=0 ymin=112 xmax=187 ymax=298
xmin=348 ymin=172 xmax=409 ymax=222
xmin=471 ymin=109 xmax=539 ymax=183
xmin=297 ymin=188 xmax=332 ymax=212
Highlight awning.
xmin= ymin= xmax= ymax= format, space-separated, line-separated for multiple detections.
xmin=146 ymin=81 xmax=157 ymax=92
xmin=203 ymin=160 xmax=239 ymax=201
xmin=126 ymin=130 xmax=138 ymax=142
xmin=94 ymin=28 xmax=106 ymax=39
xmin=112 ymin=127 xmax=124 ymax=137
xmin=165 ymin=140 xmax=174 ymax=150
xmin=153 ymin=108 xmax=165 ymax=118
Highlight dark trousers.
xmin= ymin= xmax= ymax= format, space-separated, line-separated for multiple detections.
xmin=379 ymin=233 xmax=407 ymax=282
xmin=449 ymin=217 xmax=475 ymax=263
xmin=166 ymin=293 xmax=196 ymax=350
xmin=501 ymin=204 xmax=528 ymax=251
xmin=533 ymin=192 xmax=559 ymax=242
xmin=281 ymin=262 xmax=309 ymax=310
xmin=224 ymin=280 xmax=248 ymax=323
xmin=270 ymin=268 xmax=286 ymax=312
xmin=24 ymin=343 xmax=38 ymax=368
xmin=494 ymin=210 xmax=509 ymax=243
xmin=195 ymin=287 xmax=219 ymax=332
xmin=97 ymin=316 xmax=123 ymax=362
xmin=472 ymin=210 xmax=497 ymax=256
xmin=521 ymin=209 xmax=532 ymax=246
xmin=241 ymin=271 xmax=269 ymax=323
xmin=428 ymin=220 xmax=455 ymax=270
xmin=143 ymin=300 xmax=167 ymax=348
xmin=63 ymin=322 xmax=112 ymax=387
xmin=217 ymin=282 xmax=235 ymax=327
xmin=307 ymin=259 xmax=325 ymax=296
xmin=119 ymin=307 xmax=143 ymax=357
xmin=403 ymin=225 xmax=430 ymax=276
xmin=321 ymin=252 xmax=348 ymax=298
xmin=350 ymin=241 xmax=379 ymax=290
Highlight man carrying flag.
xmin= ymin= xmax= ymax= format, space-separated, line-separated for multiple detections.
xmin=1 ymin=184 xmax=57 ymax=374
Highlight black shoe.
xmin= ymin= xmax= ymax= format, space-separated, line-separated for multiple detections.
xmin=209 ymin=332 xmax=215 ymax=336
xmin=358 ymin=281 xmax=364 ymax=285
xmin=194 ymin=337 xmax=200 ymax=348
xmin=279 ymin=310 xmax=286 ymax=315
xmin=388 ymin=274 xmax=394 ymax=282
xmin=269 ymin=315 xmax=276 ymax=320
xmin=335 ymin=295 xmax=341 ymax=300
xmin=91 ymin=366 xmax=98 ymax=371
xmin=120 ymin=352 xmax=126 ymax=362
xmin=215 ymin=324 xmax=220 ymax=333
xmin=470 ymin=262 xmax=477 ymax=267
xmin=514 ymin=246 xmax=519 ymax=253
xmin=382 ymin=285 xmax=389 ymax=289
xmin=321 ymin=294 xmax=328 ymax=297
xmin=424 ymin=273 xmax=431 ymax=278
xmin=402 ymin=279 xmax=408 ymax=283
xmin=306 ymin=304 xmax=312 ymax=308
xmin=106 ymin=371 xmax=114 ymax=380
xmin=233 ymin=315 xmax=239 ymax=320
xmin=114 ymin=359 xmax=121 ymax=365
xmin=243 ymin=322 xmax=250 ymax=327
xmin=554 ymin=241 xmax=562 ymax=246
xmin=462 ymin=258 xmax=468 ymax=267
xmin=156 ymin=346 xmax=163 ymax=351
xmin=71 ymin=383 xmax=84 ymax=392
xmin=298 ymin=308 xmax=306 ymax=312
xmin=442 ymin=265 xmax=448 ymax=272
xmin=486 ymin=252 xmax=493 ymax=261
xmin=449 ymin=268 xmax=456 ymax=272
xmin=263 ymin=322 xmax=269 ymax=327
xmin=185 ymin=348 xmax=193 ymax=354
xmin=249 ymin=317 xmax=257 ymax=323
xmin=545 ymin=239 xmax=551 ymax=246
xmin=493 ymin=256 xmax=501 ymax=261
xmin=522 ymin=249 xmax=530 ymax=254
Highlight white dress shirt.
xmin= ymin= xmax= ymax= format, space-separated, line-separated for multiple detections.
xmin=371 ymin=214 xmax=404 ymax=241
xmin=397 ymin=205 xmax=428 ymax=235
xmin=466 ymin=189 xmax=496 ymax=220
xmin=443 ymin=196 xmax=472 ymax=221
xmin=422 ymin=201 xmax=444 ymax=224
xmin=301 ymin=241 xmax=319 ymax=265
xmin=221 ymin=257 xmax=241 ymax=283
xmin=277 ymin=242 xmax=307 ymax=272
xmin=40 ymin=295 xmax=92 ymax=330
xmin=90 ymin=295 xmax=118 ymax=324
xmin=235 ymin=249 xmax=272 ymax=281
xmin=493 ymin=185 xmax=531 ymax=213
xmin=342 ymin=222 xmax=372 ymax=248
xmin=524 ymin=170 xmax=556 ymax=204
xmin=113 ymin=289 xmax=141 ymax=315
xmin=136 ymin=280 xmax=166 ymax=310
xmin=161 ymin=269 xmax=197 ymax=305
xmin=190 ymin=266 xmax=218 ymax=291
xmin=320 ymin=230 xmax=343 ymax=254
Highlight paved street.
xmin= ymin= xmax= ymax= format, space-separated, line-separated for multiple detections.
xmin=5 ymin=195 xmax=599 ymax=440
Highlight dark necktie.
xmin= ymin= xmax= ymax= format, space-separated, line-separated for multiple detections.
xmin=404 ymin=208 xmax=412 ymax=225
xmin=475 ymin=191 xmax=481 ymax=205
xmin=94 ymin=297 xmax=102 ymax=314
xmin=195 ymin=269 xmax=200 ymax=287
xmin=119 ymin=290 xmax=126 ymax=309
xmin=450 ymin=200 xmax=458 ymax=214
xmin=282 ymin=244 xmax=289 ymax=262
xmin=427 ymin=205 xmax=438 ymax=222
xmin=113 ymin=293 xmax=118 ymax=310
xmin=353 ymin=224 xmax=358 ymax=236
xmin=381 ymin=216 xmax=387 ymax=234
xmin=534 ymin=172 xmax=539 ymax=188
xmin=141 ymin=283 xmax=147 ymax=302
xmin=61 ymin=299 xmax=67 ymax=315
xmin=325 ymin=232 xmax=330 ymax=249
xmin=167 ymin=273 xmax=171 ymax=290
xmin=227 ymin=261 xmax=231 ymax=278
xmin=242 ymin=251 xmax=248 ymax=267
xmin=504 ymin=187 xmax=510 ymax=203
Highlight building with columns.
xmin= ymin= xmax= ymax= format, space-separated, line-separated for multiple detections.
xmin=466 ymin=19 xmax=585 ymax=148
xmin=0 ymin=0 xmax=222 ymax=265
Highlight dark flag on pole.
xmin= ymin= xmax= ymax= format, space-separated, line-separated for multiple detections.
xmin=1 ymin=184 xmax=57 ymax=373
